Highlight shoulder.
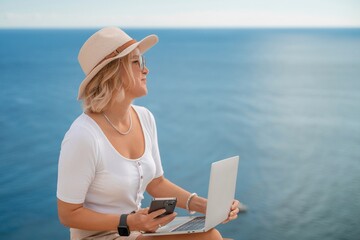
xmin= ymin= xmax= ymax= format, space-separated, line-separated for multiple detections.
xmin=132 ymin=105 xmax=156 ymax=123
xmin=59 ymin=114 xmax=102 ymax=168
xmin=132 ymin=105 xmax=158 ymax=135
xmin=62 ymin=113 xmax=99 ymax=147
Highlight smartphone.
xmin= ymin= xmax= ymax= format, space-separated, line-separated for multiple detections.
xmin=148 ymin=197 xmax=177 ymax=218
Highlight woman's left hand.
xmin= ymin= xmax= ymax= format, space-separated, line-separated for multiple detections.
xmin=222 ymin=200 xmax=247 ymax=224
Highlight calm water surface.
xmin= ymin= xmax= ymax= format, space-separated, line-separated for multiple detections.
xmin=0 ymin=28 xmax=359 ymax=239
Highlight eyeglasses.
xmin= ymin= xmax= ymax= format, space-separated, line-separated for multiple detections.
xmin=132 ymin=55 xmax=146 ymax=71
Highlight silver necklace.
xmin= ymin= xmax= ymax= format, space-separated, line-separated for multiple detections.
xmin=102 ymin=111 xmax=133 ymax=135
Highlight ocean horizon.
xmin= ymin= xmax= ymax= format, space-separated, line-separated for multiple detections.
xmin=0 ymin=28 xmax=359 ymax=240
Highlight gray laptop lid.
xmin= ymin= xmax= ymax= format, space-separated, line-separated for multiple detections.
xmin=205 ymin=156 xmax=239 ymax=231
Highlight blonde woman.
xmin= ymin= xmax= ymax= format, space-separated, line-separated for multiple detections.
xmin=57 ymin=27 xmax=241 ymax=240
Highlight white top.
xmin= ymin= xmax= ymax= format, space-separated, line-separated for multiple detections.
xmin=57 ymin=105 xmax=164 ymax=215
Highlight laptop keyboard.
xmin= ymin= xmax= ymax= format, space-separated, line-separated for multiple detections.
xmin=172 ymin=216 xmax=205 ymax=232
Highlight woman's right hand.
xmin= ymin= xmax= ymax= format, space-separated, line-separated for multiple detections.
xmin=127 ymin=208 xmax=177 ymax=233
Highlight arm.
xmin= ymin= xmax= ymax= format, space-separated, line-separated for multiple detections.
xmin=57 ymin=199 xmax=119 ymax=231
xmin=146 ymin=176 xmax=245 ymax=223
xmin=57 ymin=127 xmax=118 ymax=230
xmin=146 ymin=176 xmax=207 ymax=214
xmin=147 ymin=110 xmax=241 ymax=221
xmin=57 ymin=198 xmax=176 ymax=233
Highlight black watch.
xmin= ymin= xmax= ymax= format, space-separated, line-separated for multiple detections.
xmin=117 ymin=214 xmax=130 ymax=236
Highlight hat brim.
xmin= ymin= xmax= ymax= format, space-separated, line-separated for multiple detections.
xmin=77 ymin=34 xmax=158 ymax=100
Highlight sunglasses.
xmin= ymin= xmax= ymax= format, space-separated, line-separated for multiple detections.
xmin=132 ymin=55 xmax=146 ymax=71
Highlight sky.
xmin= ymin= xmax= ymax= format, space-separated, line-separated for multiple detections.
xmin=1 ymin=0 xmax=360 ymax=28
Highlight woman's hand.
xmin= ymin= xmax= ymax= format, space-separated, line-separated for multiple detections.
xmin=222 ymin=200 xmax=247 ymax=224
xmin=127 ymin=208 xmax=177 ymax=233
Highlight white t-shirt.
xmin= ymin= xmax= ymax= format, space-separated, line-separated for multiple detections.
xmin=57 ymin=105 xmax=164 ymax=215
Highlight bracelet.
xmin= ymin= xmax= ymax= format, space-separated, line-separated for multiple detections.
xmin=186 ymin=193 xmax=197 ymax=215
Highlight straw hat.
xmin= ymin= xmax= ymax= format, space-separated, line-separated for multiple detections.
xmin=77 ymin=26 xmax=158 ymax=99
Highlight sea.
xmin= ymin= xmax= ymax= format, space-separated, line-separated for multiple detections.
xmin=0 ymin=28 xmax=359 ymax=240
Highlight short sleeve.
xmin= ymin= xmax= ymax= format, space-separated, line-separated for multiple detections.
xmin=146 ymin=109 xmax=164 ymax=178
xmin=56 ymin=125 xmax=99 ymax=204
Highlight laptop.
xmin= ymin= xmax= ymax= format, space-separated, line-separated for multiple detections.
xmin=143 ymin=156 xmax=239 ymax=236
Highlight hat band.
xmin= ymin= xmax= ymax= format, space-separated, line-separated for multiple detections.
xmin=91 ymin=39 xmax=137 ymax=72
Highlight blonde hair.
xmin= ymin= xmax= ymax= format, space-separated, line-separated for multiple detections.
xmin=81 ymin=51 xmax=137 ymax=113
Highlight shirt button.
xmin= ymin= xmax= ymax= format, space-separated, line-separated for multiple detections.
xmin=141 ymin=176 xmax=143 ymax=179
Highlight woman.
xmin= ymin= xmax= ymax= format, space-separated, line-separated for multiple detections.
xmin=57 ymin=27 xmax=243 ymax=240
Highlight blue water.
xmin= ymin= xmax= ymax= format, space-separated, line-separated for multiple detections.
xmin=1 ymin=28 xmax=360 ymax=240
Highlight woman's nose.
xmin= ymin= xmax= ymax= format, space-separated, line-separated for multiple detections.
xmin=143 ymin=66 xmax=149 ymax=74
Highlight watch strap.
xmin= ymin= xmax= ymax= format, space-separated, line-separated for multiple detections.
xmin=118 ymin=214 xmax=130 ymax=236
